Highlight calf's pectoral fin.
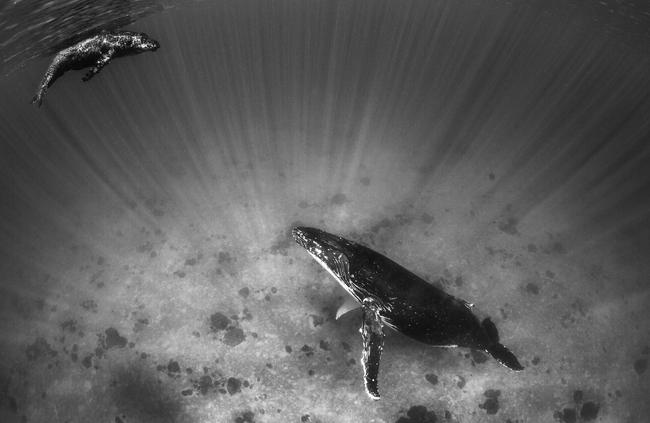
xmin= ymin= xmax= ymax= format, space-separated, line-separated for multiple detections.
xmin=360 ymin=298 xmax=384 ymax=400
xmin=82 ymin=50 xmax=114 ymax=82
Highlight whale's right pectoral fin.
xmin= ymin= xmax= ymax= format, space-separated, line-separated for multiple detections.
xmin=360 ymin=298 xmax=384 ymax=400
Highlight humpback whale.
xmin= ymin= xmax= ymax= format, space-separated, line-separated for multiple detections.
xmin=292 ymin=226 xmax=523 ymax=400
xmin=32 ymin=31 xmax=159 ymax=106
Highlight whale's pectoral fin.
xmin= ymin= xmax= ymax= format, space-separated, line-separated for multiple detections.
xmin=83 ymin=50 xmax=114 ymax=82
xmin=360 ymin=298 xmax=384 ymax=400
xmin=332 ymin=253 xmax=360 ymax=320
xmin=336 ymin=296 xmax=360 ymax=320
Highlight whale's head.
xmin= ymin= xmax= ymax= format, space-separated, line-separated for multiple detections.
xmin=292 ymin=226 xmax=363 ymax=300
xmin=131 ymin=32 xmax=160 ymax=52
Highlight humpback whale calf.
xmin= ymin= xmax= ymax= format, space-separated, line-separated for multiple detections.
xmin=32 ymin=31 xmax=159 ymax=106
xmin=292 ymin=226 xmax=523 ymax=400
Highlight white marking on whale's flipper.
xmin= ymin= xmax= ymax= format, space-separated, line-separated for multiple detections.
xmin=360 ymin=298 xmax=384 ymax=400
xmin=336 ymin=296 xmax=361 ymax=320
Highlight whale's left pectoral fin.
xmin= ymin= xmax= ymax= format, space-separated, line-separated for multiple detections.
xmin=83 ymin=49 xmax=114 ymax=82
xmin=360 ymin=298 xmax=384 ymax=400
xmin=336 ymin=296 xmax=360 ymax=320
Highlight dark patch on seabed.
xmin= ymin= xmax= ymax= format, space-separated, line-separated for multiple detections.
xmin=226 ymin=377 xmax=242 ymax=395
xmin=102 ymin=327 xmax=128 ymax=349
xmin=156 ymin=359 xmax=182 ymax=378
xmin=209 ymin=311 xmax=246 ymax=346
xmin=223 ymin=327 xmax=245 ymax=346
xmin=234 ymin=410 xmax=255 ymax=423
xmin=110 ymin=364 xmax=186 ymax=423
xmin=0 ymin=370 xmax=19 ymax=417
xmin=554 ymin=390 xmax=601 ymax=422
xmin=330 ymin=192 xmax=348 ymax=205
xmin=525 ymin=282 xmax=540 ymax=295
xmin=300 ymin=344 xmax=315 ymax=357
xmin=424 ymin=373 xmax=438 ymax=385
xmin=210 ymin=312 xmax=231 ymax=331
xmin=498 ymin=216 xmax=519 ymax=235
xmin=395 ymin=405 xmax=438 ymax=423
xmin=455 ymin=375 xmax=466 ymax=389
xmin=25 ymin=337 xmax=57 ymax=361
xmin=479 ymin=389 xmax=501 ymax=415
xmin=193 ymin=374 xmax=214 ymax=395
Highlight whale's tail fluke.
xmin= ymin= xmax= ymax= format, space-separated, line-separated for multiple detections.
xmin=31 ymin=92 xmax=43 ymax=107
xmin=486 ymin=342 xmax=524 ymax=371
xmin=481 ymin=318 xmax=524 ymax=371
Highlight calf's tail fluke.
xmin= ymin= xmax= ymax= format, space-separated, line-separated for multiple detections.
xmin=481 ymin=317 xmax=524 ymax=371
xmin=31 ymin=93 xmax=43 ymax=107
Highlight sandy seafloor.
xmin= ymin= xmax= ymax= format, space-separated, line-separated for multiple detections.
xmin=0 ymin=1 xmax=649 ymax=422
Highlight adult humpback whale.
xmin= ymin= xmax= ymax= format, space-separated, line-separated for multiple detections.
xmin=292 ymin=226 xmax=523 ymax=400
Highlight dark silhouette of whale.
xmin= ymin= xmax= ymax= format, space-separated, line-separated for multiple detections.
xmin=32 ymin=30 xmax=159 ymax=106
xmin=292 ymin=226 xmax=523 ymax=400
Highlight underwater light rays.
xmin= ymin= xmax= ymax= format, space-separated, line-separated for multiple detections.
xmin=1 ymin=0 xmax=648 ymax=265
xmin=10 ymin=6 xmax=650 ymax=263
xmin=0 ymin=104 xmax=144 ymax=268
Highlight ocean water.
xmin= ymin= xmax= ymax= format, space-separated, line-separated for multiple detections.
xmin=0 ymin=1 xmax=649 ymax=422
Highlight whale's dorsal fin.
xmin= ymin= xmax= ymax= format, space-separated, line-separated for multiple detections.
xmin=360 ymin=298 xmax=384 ymax=400
xmin=336 ymin=295 xmax=360 ymax=320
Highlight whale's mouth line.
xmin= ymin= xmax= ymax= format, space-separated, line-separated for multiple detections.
xmin=292 ymin=227 xmax=363 ymax=304
xmin=305 ymin=249 xmax=360 ymax=303
xmin=291 ymin=227 xmax=309 ymax=249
